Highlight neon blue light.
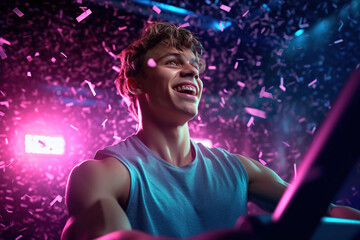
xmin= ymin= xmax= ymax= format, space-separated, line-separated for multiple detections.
xmin=322 ymin=216 xmax=360 ymax=225
xmin=294 ymin=29 xmax=304 ymax=37
xmin=131 ymin=0 xmax=191 ymax=15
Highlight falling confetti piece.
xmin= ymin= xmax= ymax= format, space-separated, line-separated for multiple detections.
xmin=0 ymin=37 xmax=11 ymax=45
xmin=208 ymin=66 xmax=216 ymax=70
xmin=84 ymin=80 xmax=96 ymax=96
xmin=118 ymin=26 xmax=127 ymax=31
xmin=51 ymin=57 xmax=56 ymax=63
xmin=70 ymin=124 xmax=79 ymax=131
xmin=244 ymin=107 xmax=266 ymax=119
xmin=112 ymin=66 xmax=120 ymax=72
xmin=220 ymin=5 xmax=231 ymax=12
xmin=293 ymin=163 xmax=297 ymax=179
xmin=76 ymin=9 xmax=92 ymax=22
xmin=0 ymin=46 xmax=7 ymax=60
xmin=308 ymin=79 xmax=317 ymax=87
xmin=259 ymin=159 xmax=267 ymax=165
xmin=334 ymin=39 xmax=343 ymax=44
xmin=13 ymin=7 xmax=24 ymax=17
xmin=101 ymin=119 xmax=108 ymax=128
xmin=242 ymin=10 xmax=249 ymax=17
xmin=152 ymin=5 xmax=161 ymax=14
xmin=50 ymin=195 xmax=63 ymax=206
xmin=237 ymin=81 xmax=245 ymax=88
xmin=147 ymin=58 xmax=157 ymax=68
xmin=247 ymin=116 xmax=254 ymax=127
xmin=219 ymin=22 xmax=224 ymax=32
xmin=179 ymin=22 xmax=190 ymax=28
xmin=234 ymin=62 xmax=238 ymax=69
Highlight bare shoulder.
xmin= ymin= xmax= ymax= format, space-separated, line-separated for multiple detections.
xmin=66 ymin=157 xmax=129 ymax=216
xmin=234 ymin=154 xmax=287 ymax=186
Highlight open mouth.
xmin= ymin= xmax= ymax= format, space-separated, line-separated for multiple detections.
xmin=172 ymin=84 xmax=197 ymax=96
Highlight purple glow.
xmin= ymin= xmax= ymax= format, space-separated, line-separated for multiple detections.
xmin=24 ymin=134 xmax=65 ymax=155
xmin=193 ymin=138 xmax=213 ymax=148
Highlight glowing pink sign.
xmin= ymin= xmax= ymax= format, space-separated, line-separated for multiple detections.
xmin=25 ymin=134 xmax=65 ymax=155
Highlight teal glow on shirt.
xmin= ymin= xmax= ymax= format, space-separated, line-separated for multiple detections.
xmin=95 ymin=135 xmax=248 ymax=238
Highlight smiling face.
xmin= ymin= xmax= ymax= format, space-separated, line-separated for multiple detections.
xmin=134 ymin=41 xmax=203 ymax=126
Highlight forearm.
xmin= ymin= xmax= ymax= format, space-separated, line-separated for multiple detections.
xmin=328 ymin=204 xmax=360 ymax=220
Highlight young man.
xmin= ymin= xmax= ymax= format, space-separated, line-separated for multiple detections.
xmin=61 ymin=22 xmax=360 ymax=240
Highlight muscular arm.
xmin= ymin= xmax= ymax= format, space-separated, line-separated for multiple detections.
xmin=61 ymin=159 xmax=133 ymax=240
xmin=236 ymin=154 xmax=288 ymax=212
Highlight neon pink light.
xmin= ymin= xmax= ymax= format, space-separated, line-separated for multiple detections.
xmin=193 ymin=138 xmax=213 ymax=148
xmin=25 ymin=134 xmax=65 ymax=155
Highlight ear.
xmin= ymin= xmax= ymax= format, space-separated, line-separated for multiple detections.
xmin=126 ymin=77 xmax=143 ymax=95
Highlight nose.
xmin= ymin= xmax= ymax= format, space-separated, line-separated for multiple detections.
xmin=180 ymin=62 xmax=199 ymax=79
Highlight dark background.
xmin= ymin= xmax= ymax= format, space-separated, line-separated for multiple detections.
xmin=1 ymin=0 xmax=359 ymax=239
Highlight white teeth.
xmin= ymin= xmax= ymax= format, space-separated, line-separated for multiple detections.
xmin=173 ymin=85 xmax=197 ymax=96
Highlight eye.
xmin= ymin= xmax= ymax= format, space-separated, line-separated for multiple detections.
xmin=165 ymin=59 xmax=180 ymax=66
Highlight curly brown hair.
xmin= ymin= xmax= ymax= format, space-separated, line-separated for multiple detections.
xmin=115 ymin=22 xmax=205 ymax=120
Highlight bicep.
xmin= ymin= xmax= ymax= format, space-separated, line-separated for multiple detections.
xmin=236 ymin=155 xmax=288 ymax=211
xmin=62 ymin=160 xmax=131 ymax=240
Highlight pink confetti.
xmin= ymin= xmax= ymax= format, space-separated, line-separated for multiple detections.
xmin=60 ymin=52 xmax=67 ymax=58
xmin=50 ymin=195 xmax=63 ymax=207
xmin=220 ymin=4 xmax=231 ymax=12
xmin=26 ymin=55 xmax=32 ymax=62
xmin=277 ymin=49 xmax=284 ymax=56
xmin=0 ymin=46 xmax=7 ymax=60
xmin=0 ymin=101 xmax=9 ymax=108
xmin=76 ymin=9 xmax=92 ymax=22
xmin=280 ymin=77 xmax=286 ymax=91
xmin=256 ymin=61 xmax=261 ymax=66
xmin=259 ymin=159 xmax=267 ymax=165
xmin=0 ymin=37 xmax=11 ymax=45
xmin=179 ymin=22 xmax=190 ymax=28
xmin=282 ymin=141 xmax=290 ymax=147
xmin=118 ymin=26 xmax=127 ymax=31
xmin=70 ymin=124 xmax=79 ymax=131
xmin=308 ymin=79 xmax=317 ymax=87
xmin=101 ymin=118 xmax=108 ymax=128
xmin=34 ymin=52 xmax=40 ymax=57
xmin=247 ymin=116 xmax=254 ymax=127
xmin=242 ymin=10 xmax=249 ymax=17
xmin=147 ymin=58 xmax=157 ymax=68
xmin=244 ymin=107 xmax=266 ymax=119
xmin=219 ymin=22 xmax=224 ymax=32
xmin=293 ymin=163 xmax=297 ymax=179
xmin=85 ymin=80 xmax=96 ymax=96
xmin=27 ymin=72 xmax=31 ymax=77
xmin=0 ymin=111 xmax=4 ymax=117
xmin=259 ymin=87 xmax=273 ymax=99
xmin=208 ymin=66 xmax=216 ymax=70
xmin=237 ymin=81 xmax=245 ymax=88
xmin=51 ymin=57 xmax=56 ymax=63
xmin=234 ymin=61 xmax=238 ymax=69
xmin=152 ymin=5 xmax=161 ymax=14
xmin=66 ymin=102 xmax=74 ymax=107
xmin=112 ymin=66 xmax=120 ymax=72
xmin=298 ymin=117 xmax=306 ymax=123
xmin=13 ymin=7 xmax=24 ymax=17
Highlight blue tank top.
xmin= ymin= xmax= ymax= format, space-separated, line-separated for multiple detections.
xmin=94 ymin=135 xmax=248 ymax=238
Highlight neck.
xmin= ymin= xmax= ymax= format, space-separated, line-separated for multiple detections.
xmin=136 ymin=117 xmax=194 ymax=167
